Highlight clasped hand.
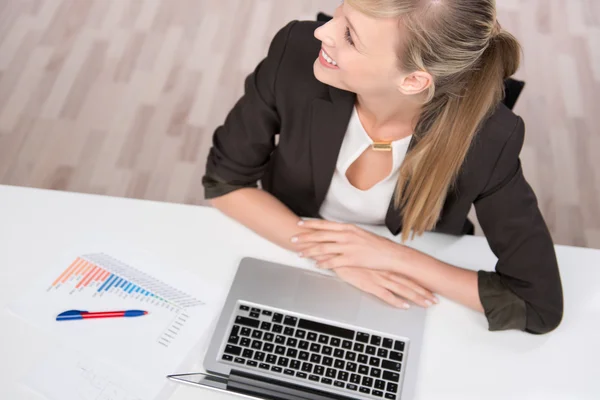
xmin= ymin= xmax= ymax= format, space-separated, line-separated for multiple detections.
xmin=291 ymin=219 xmax=438 ymax=309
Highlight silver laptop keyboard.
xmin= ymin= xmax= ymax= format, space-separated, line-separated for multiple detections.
xmin=219 ymin=302 xmax=407 ymax=400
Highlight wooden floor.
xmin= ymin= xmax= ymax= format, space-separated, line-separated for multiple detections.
xmin=0 ymin=0 xmax=598 ymax=248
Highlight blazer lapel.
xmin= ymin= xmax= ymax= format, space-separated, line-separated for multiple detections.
xmin=309 ymin=86 xmax=355 ymax=211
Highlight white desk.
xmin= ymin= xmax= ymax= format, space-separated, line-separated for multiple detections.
xmin=0 ymin=185 xmax=598 ymax=400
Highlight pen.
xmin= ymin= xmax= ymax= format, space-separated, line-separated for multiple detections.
xmin=56 ymin=309 xmax=149 ymax=321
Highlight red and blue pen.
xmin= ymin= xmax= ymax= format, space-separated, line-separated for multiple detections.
xmin=56 ymin=309 xmax=149 ymax=321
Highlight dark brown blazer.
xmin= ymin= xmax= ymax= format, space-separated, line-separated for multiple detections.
xmin=203 ymin=21 xmax=563 ymax=334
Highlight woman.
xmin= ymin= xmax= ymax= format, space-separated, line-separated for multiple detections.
xmin=202 ymin=0 xmax=563 ymax=334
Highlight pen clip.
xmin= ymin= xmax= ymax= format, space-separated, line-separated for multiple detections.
xmin=57 ymin=310 xmax=84 ymax=318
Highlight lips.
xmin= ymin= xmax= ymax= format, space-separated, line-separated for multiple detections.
xmin=321 ymin=48 xmax=337 ymax=66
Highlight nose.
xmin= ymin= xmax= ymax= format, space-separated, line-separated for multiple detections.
xmin=314 ymin=23 xmax=335 ymax=47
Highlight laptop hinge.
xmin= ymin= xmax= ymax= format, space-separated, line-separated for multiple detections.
xmin=228 ymin=369 xmax=356 ymax=400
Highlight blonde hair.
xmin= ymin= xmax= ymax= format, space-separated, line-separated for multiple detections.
xmin=347 ymin=0 xmax=522 ymax=242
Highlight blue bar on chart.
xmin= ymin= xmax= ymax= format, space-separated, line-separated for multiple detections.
xmin=97 ymin=274 xmax=114 ymax=292
xmin=105 ymin=275 xmax=118 ymax=291
xmin=120 ymin=280 xmax=128 ymax=288
xmin=128 ymin=285 xmax=136 ymax=293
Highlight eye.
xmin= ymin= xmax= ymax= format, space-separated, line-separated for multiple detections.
xmin=344 ymin=27 xmax=355 ymax=47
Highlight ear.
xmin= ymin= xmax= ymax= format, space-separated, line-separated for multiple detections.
xmin=397 ymin=71 xmax=433 ymax=96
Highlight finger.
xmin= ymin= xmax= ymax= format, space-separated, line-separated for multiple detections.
xmin=292 ymin=230 xmax=351 ymax=245
xmin=311 ymin=254 xmax=337 ymax=263
xmin=298 ymin=219 xmax=356 ymax=232
xmin=367 ymin=286 xmax=410 ymax=309
xmin=299 ymin=243 xmax=346 ymax=258
xmin=378 ymin=276 xmax=434 ymax=308
xmin=316 ymin=255 xmax=352 ymax=269
xmin=385 ymin=273 xmax=439 ymax=304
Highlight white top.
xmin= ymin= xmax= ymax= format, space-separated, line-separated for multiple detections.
xmin=319 ymin=106 xmax=412 ymax=225
xmin=1 ymin=185 xmax=598 ymax=400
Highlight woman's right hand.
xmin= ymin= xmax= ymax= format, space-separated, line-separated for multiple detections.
xmin=332 ymin=266 xmax=439 ymax=309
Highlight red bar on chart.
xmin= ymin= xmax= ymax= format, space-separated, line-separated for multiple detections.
xmin=52 ymin=258 xmax=81 ymax=286
xmin=85 ymin=267 xmax=104 ymax=285
xmin=69 ymin=259 xmax=87 ymax=280
xmin=77 ymin=265 xmax=99 ymax=288
xmin=97 ymin=270 xmax=110 ymax=282
xmin=77 ymin=263 xmax=92 ymax=281
xmin=60 ymin=258 xmax=85 ymax=283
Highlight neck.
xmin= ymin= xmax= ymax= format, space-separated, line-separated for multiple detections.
xmin=356 ymin=92 xmax=422 ymax=141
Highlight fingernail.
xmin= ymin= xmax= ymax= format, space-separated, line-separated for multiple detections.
xmin=425 ymin=300 xmax=433 ymax=307
xmin=432 ymin=297 xmax=439 ymax=304
xmin=298 ymin=252 xmax=303 ymax=257
xmin=297 ymin=220 xmax=304 ymax=226
xmin=403 ymin=303 xmax=410 ymax=309
xmin=291 ymin=237 xmax=298 ymax=243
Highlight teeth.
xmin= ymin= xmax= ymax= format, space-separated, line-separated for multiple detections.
xmin=322 ymin=50 xmax=337 ymax=66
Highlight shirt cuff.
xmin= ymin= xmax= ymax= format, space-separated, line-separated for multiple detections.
xmin=477 ymin=270 xmax=527 ymax=331
xmin=202 ymin=173 xmax=258 ymax=200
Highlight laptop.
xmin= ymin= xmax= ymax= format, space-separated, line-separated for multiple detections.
xmin=168 ymin=257 xmax=427 ymax=400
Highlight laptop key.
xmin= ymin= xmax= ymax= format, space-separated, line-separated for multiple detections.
xmin=234 ymin=357 xmax=245 ymax=364
xmin=230 ymin=326 xmax=240 ymax=336
xmin=247 ymin=360 xmax=258 ymax=367
xmin=330 ymin=338 xmax=341 ymax=347
xmin=277 ymin=357 xmax=289 ymax=367
xmin=228 ymin=336 xmax=239 ymax=345
xmin=272 ymin=313 xmax=283 ymax=323
xmin=375 ymin=379 xmax=386 ymax=390
xmin=251 ymin=308 xmax=261 ymax=314
xmin=251 ymin=340 xmax=262 ymax=350
xmin=322 ymin=346 xmax=332 ymax=356
xmin=286 ymin=348 xmax=298 ymax=358
xmin=350 ymin=374 xmax=361 ymax=384
xmin=252 ymin=330 xmax=263 ymax=340
xmin=284 ymin=327 xmax=294 ymax=336
xmin=337 ymin=371 xmax=349 ymax=381
xmin=394 ymin=341 xmax=405 ymax=352
xmin=309 ymin=375 xmax=320 ymax=382
xmin=260 ymin=322 xmax=271 ymax=331
xmin=284 ymin=369 xmax=294 ymax=375
xmin=383 ymin=371 xmax=400 ymax=382
xmin=263 ymin=343 xmax=274 ymax=353
xmin=387 ymin=382 xmax=398 ymax=393
xmin=382 ymin=360 xmax=401 ymax=372
xmin=359 ymin=365 xmax=369 ymax=375
xmin=382 ymin=338 xmax=394 ymax=349
xmin=318 ymin=335 xmax=329 ymax=344
xmin=301 ymin=362 xmax=313 ymax=373
xmin=307 ymin=332 xmax=318 ymax=341
xmin=334 ymin=359 xmax=345 ymax=369
xmin=370 ymin=335 xmax=382 ymax=346
xmin=360 ymin=387 xmax=371 ymax=394
xmin=371 ymin=368 xmax=382 ymax=378
xmin=314 ymin=366 xmax=324 ymax=376
xmin=310 ymin=354 xmax=321 ymax=364
xmin=378 ymin=348 xmax=388 ymax=358
xmin=334 ymin=349 xmax=344 ymax=358
xmin=275 ymin=345 xmax=285 ymax=355
xmin=326 ymin=368 xmax=336 ymax=378
xmin=224 ymin=345 xmax=242 ymax=356
xmin=295 ymin=330 xmax=306 ymax=339
xmin=366 ymin=346 xmax=376 ymax=355
xmin=345 ymin=351 xmax=356 ymax=361
xmin=321 ymin=378 xmax=333 ymax=385
xmin=240 ymin=338 xmax=251 ymax=347
xmin=346 ymin=362 xmax=357 ymax=372
xmin=323 ymin=356 xmax=333 ymax=366
xmin=346 ymin=383 xmax=358 ymax=391
xmin=299 ymin=351 xmax=309 ymax=361
xmin=240 ymin=305 xmax=250 ymax=311
xmin=264 ymin=333 xmax=274 ymax=342
xmin=362 ymin=376 xmax=374 ymax=387
xmin=390 ymin=351 xmax=403 ymax=362
xmin=353 ymin=343 xmax=364 ymax=352
xmin=296 ymin=372 xmax=307 ymax=379
xmin=356 ymin=333 xmax=369 ymax=343
xmin=310 ymin=343 xmax=321 ymax=353
xmin=358 ymin=354 xmax=368 ymax=364
xmin=385 ymin=394 xmax=396 ymax=399
xmin=266 ymin=354 xmax=277 ymax=364
xmin=284 ymin=316 xmax=298 ymax=326
xmin=262 ymin=310 xmax=273 ymax=316
xmin=290 ymin=360 xmax=301 ymax=370
xmin=372 ymin=390 xmax=384 ymax=397
xmin=272 ymin=324 xmax=283 ymax=333
xmin=242 ymin=349 xmax=253 ymax=358
xmin=298 ymin=340 xmax=309 ymax=350
xmin=271 ymin=366 xmax=282 ymax=373
xmin=249 ymin=312 xmax=260 ymax=318
xmin=254 ymin=352 xmax=265 ymax=361
xmin=334 ymin=381 xmax=345 ymax=388
xmin=370 ymin=357 xmax=381 ymax=367
xmin=222 ymin=354 xmax=233 ymax=361
xmin=236 ymin=316 xmax=260 ymax=328
xmin=275 ymin=335 xmax=286 ymax=345
xmin=259 ymin=363 xmax=270 ymax=370
xmin=240 ymin=328 xmax=251 ymax=337
xmin=342 ymin=340 xmax=352 ymax=349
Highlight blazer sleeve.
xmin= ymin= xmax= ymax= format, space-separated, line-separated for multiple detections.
xmin=202 ymin=21 xmax=297 ymax=199
xmin=474 ymin=116 xmax=564 ymax=334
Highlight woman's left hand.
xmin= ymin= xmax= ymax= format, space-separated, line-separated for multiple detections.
xmin=292 ymin=219 xmax=405 ymax=272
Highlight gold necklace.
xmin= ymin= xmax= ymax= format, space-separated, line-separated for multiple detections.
xmin=371 ymin=141 xmax=393 ymax=151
